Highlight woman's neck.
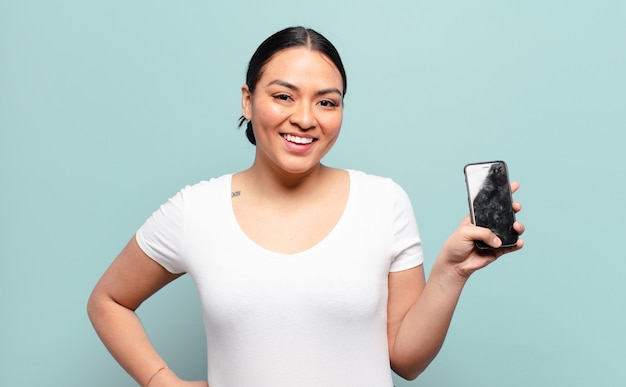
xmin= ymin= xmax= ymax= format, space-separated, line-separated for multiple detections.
xmin=236 ymin=162 xmax=333 ymax=201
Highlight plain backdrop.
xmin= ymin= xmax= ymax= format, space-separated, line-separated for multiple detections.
xmin=1 ymin=1 xmax=625 ymax=386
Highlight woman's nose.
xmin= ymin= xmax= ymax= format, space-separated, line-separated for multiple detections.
xmin=289 ymin=102 xmax=316 ymax=130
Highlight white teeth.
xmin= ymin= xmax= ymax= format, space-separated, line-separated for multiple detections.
xmin=284 ymin=134 xmax=314 ymax=144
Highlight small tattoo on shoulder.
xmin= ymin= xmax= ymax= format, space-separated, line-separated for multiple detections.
xmin=231 ymin=190 xmax=241 ymax=198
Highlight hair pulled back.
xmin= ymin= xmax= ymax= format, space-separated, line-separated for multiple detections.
xmin=238 ymin=26 xmax=347 ymax=145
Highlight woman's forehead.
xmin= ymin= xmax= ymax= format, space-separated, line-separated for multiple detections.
xmin=259 ymin=48 xmax=343 ymax=88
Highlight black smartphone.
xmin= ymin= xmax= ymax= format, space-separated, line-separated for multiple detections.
xmin=464 ymin=160 xmax=518 ymax=249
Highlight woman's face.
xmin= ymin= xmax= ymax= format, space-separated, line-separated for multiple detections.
xmin=241 ymin=47 xmax=344 ymax=177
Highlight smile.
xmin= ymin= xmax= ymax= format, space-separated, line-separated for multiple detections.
xmin=282 ymin=134 xmax=316 ymax=144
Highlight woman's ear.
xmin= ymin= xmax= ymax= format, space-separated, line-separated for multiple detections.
xmin=241 ymin=84 xmax=252 ymax=120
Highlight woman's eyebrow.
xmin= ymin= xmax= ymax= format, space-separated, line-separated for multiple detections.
xmin=269 ymin=79 xmax=298 ymax=91
xmin=268 ymin=79 xmax=343 ymax=96
xmin=317 ymin=87 xmax=343 ymax=97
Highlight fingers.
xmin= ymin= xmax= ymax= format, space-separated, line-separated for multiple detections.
xmin=511 ymin=182 xmax=522 ymax=213
xmin=482 ymin=234 xmax=502 ymax=249
xmin=463 ymin=223 xmax=502 ymax=249
xmin=510 ymin=181 xmax=525 ymax=241
xmin=461 ymin=217 xmax=525 ymax=247
xmin=468 ymin=221 xmax=527 ymax=251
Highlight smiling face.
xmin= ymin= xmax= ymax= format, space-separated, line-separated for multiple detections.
xmin=241 ymin=47 xmax=344 ymax=177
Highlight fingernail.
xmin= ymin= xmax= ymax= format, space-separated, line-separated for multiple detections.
xmin=493 ymin=237 xmax=502 ymax=247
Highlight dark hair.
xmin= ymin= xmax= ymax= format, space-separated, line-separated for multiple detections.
xmin=238 ymin=26 xmax=347 ymax=145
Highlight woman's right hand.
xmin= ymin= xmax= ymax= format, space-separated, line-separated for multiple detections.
xmin=87 ymin=237 xmax=205 ymax=387
xmin=149 ymin=370 xmax=208 ymax=387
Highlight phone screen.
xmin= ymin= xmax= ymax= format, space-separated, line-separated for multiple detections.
xmin=464 ymin=161 xmax=518 ymax=249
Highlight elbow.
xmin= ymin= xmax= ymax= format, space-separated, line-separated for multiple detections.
xmin=86 ymin=287 xmax=114 ymax=327
xmin=392 ymin=366 xmax=422 ymax=382
xmin=390 ymin=353 xmax=429 ymax=381
xmin=389 ymin=341 xmax=440 ymax=381
xmin=86 ymin=287 xmax=139 ymax=330
xmin=86 ymin=289 xmax=101 ymax=325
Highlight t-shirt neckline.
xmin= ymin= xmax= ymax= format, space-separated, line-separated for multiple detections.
xmin=225 ymin=170 xmax=354 ymax=257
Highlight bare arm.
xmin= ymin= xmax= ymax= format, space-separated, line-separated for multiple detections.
xmin=387 ymin=183 xmax=525 ymax=380
xmin=87 ymin=237 xmax=208 ymax=387
xmin=386 ymin=258 xmax=468 ymax=379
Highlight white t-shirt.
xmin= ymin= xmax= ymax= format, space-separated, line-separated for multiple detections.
xmin=136 ymin=169 xmax=423 ymax=387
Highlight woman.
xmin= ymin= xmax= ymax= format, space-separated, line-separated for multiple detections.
xmin=88 ymin=26 xmax=525 ymax=387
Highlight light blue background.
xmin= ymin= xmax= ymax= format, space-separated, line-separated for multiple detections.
xmin=1 ymin=1 xmax=625 ymax=386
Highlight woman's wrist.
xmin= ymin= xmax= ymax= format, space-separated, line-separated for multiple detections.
xmin=145 ymin=366 xmax=180 ymax=387
xmin=431 ymin=257 xmax=471 ymax=289
xmin=146 ymin=366 xmax=169 ymax=387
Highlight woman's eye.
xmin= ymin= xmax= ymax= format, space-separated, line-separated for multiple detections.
xmin=274 ymin=94 xmax=291 ymax=101
xmin=319 ymin=99 xmax=338 ymax=108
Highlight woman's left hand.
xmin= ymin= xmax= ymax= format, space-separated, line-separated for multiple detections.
xmin=439 ymin=182 xmax=525 ymax=281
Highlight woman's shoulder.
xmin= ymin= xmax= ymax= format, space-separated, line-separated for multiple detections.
xmin=347 ymin=169 xmax=410 ymax=202
xmin=348 ymin=169 xmax=401 ymax=188
xmin=176 ymin=173 xmax=233 ymax=197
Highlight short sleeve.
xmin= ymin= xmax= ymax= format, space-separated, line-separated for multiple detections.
xmin=388 ymin=180 xmax=424 ymax=272
xmin=135 ymin=189 xmax=186 ymax=274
